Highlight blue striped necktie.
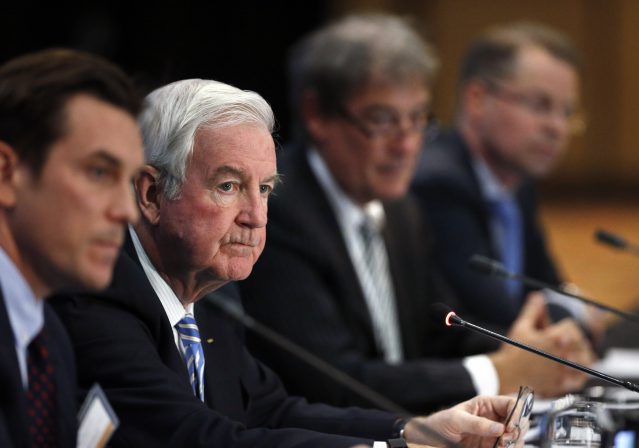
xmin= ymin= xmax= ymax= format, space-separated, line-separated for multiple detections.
xmin=175 ymin=314 xmax=205 ymax=401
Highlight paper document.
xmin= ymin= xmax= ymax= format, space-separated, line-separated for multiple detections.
xmin=593 ymin=348 xmax=639 ymax=378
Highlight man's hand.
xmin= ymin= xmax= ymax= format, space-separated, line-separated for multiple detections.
xmin=490 ymin=293 xmax=595 ymax=397
xmin=404 ymin=395 xmax=518 ymax=448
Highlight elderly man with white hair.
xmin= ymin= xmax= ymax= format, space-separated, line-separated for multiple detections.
xmin=52 ymin=78 xmax=518 ymax=448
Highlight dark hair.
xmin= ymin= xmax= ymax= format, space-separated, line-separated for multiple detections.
xmin=459 ymin=22 xmax=581 ymax=89
xmin=0 ymin=48 xmax=142 ymax=172
xmin=288 ymin=13 xmax=438 ymax=143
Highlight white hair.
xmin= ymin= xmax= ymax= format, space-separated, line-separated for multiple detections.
xmin=138 ymin=78 xmax=275 ymax=199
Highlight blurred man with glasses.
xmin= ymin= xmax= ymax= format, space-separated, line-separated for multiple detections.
xmin=411 ymin=23 xmax=599 ymax=336
xmin=240 ymin=15 xmax=593 ymax=415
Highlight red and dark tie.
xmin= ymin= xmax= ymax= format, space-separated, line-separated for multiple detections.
xmin=26 ymin=329 xmax=58 ymax=447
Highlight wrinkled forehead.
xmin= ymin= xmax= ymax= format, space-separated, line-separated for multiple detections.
xmin=192 ymin=123 xmax=276 ymax=174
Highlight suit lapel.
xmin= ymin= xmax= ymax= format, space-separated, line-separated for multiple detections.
xmin=195 ymin=291 xmax=247 ymax=422
xmin=451 ymin=132 xmax=502 ymax=260
xmin=0 ymin=288 xmax=27 ymax=446
xmin=117 ymin=237 xmax=195 ymax=395
xmin=43 ymin=305 xmax=77 ymax=447
xmin=382 ymin=202 xmax=418 ymax=359
xmin=283 ymin=148 xmax=379 ymax=346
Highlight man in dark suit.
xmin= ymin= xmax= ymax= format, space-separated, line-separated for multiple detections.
xmin=52 ymin=77 xmax=520 ymax=448
xmin=239 ymin=14 xmax=593 ymax=412
xmin=410 ymin=23 xmax=601 ymax=333
xmin=0 ymin=49 xmax=144 ymax=447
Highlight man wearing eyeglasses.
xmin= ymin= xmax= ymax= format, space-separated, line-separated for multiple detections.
xmin=411 ymin=23 xmax=599 ymax=336
xmin=240 ymin=14 xmax=591 ymax=414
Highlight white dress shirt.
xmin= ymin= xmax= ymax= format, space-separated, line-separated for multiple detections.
xmin=130 ymin=227 xmax=194 ymax=350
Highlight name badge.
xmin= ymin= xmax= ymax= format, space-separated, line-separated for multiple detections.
xmin=77 ymin=383 xmax=119 ymax=448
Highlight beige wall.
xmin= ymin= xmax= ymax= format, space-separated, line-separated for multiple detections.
xmin=328 ymin=0 xmax=639 ymax=195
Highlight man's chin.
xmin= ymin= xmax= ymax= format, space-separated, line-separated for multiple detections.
xmin=221 ymin=261 xmax=255 ymax=282
xmin=375 ymin=184 xmax=410 ymax=202
xmin=78 ymin=270 xmax=113 ymax=291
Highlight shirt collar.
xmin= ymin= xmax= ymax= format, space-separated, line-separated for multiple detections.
xmin=129 ymin=226 xmax=194 ymax=327
xmin=471 ymin=155 xmax=514 ymax=203
xmin=307 ymin=148 xmax=386 ymax=232
xmin=0 ymin=247 xmax=44 ymax=349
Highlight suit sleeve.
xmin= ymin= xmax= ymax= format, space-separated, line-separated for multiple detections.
xmin=50 ymin=295 xmax=381 ymax=448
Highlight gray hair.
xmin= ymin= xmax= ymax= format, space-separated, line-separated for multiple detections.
xmin=139 ymin=78 xmax=275 ymax=199
xmin=289 ymin=13 xmax=439 ymax=142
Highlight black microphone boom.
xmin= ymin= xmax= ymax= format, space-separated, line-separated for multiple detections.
xmin=205 ymin=293 xmax=408 ymax=414
xmin=430 ymin=303 xmax=639 ymax=394
xmin=595 ymin=229 xmax=639 ymax=256
xmin=207 ymin=293 xmax=465 ymax=448
xmin=468 ymin=254 xmax=639 ymax=325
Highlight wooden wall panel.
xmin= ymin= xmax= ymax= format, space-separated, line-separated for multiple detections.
xmin=616 ymin=0 xmax=639 ymax=187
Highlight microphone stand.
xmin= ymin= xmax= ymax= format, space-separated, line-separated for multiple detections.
xmin=469 ymin=255 xmax=639 ymax=325
xmin=596 ymin=229 xmax=639 ymax=257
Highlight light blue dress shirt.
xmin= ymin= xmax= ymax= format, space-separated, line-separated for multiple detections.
xmin=0 ymin=246 xmax=44 ymax=388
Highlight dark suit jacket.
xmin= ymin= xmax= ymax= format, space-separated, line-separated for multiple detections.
xmin=240 ymin=145 xmax=484 ymax=414
xmin=50 ymin=237 xmax=400 ymax=448
xmin=410 ymin=130 xmax=564 ymax=327
xmin=0 ymin=289 xmax=77 ymax=448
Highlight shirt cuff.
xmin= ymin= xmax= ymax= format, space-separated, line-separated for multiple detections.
xmin=463 ymin=354 xmax=499 ymax=395
xmin=374 ymin=442 xmax=389 ymax=448
xmin=543 ymin=287 xmax=587 ymax=322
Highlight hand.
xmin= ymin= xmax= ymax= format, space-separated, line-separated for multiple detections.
xmin=543 ymin=317 xmax=596 ymax=390
xmin=556 ymin=282 xmax=608 ymax=344
xmin=581 ymin=304 xmax=608 ymax=345
xmin=404 ymin=395 xmax=517 ymax=448
xmin=490 ymin=294 xmax=595 ymax=397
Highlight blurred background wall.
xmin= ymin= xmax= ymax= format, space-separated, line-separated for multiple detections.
xmin=3 ymin=0 xmax=638 ymax=309
xmin=331 ymin=0 xmax=639 ymax=196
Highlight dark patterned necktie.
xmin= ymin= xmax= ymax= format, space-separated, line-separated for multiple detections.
xmin=26 ymin=329 xmax=58 ymax=447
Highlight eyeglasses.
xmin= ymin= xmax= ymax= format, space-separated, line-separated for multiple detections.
xmin=494 ymin=386 xmax=535 ymax=448
xmin=486 ymin=82 xmax=586 ymax=136
xmin=337 ymin=105 xmax=438 ymax=140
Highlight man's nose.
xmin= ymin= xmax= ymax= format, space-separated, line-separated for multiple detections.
xmin=110 ymin=181 xmax=140 ymax=224
xmin=237 ymin=189 xmax=268 ymax=228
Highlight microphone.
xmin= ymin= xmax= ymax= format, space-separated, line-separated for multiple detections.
xmin=429 ymin=303 xmax=639 ymax=394
xmin=468 ymin=254 xmax=639 ymax=324
xmin=595 ymin=229 xmax=639 ymax=256
xmin=206 ymin=293 xmax=465 ymax=448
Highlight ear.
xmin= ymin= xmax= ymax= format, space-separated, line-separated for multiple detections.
xmin=134 ymin=165 xmax=162 ymax=226
xmin=0 ymin=141 xmax=21 ymax=208
xmin=460 ymin=79 xmax=490 ymax=121
xmin=300 ymin=91 xmax=330 ymax=143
